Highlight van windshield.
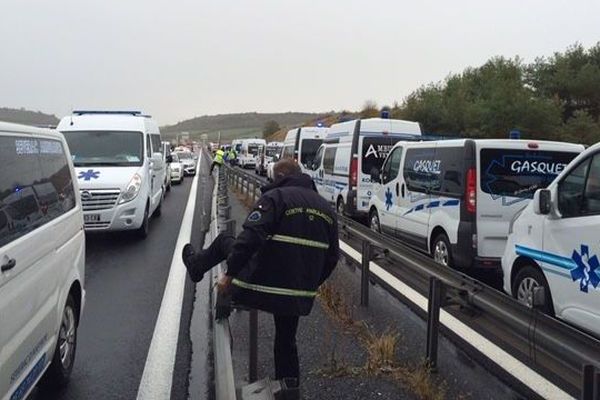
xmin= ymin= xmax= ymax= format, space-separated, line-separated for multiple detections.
xmin=300 ymin=139 xmax=323 ymax=167
xmin=266 ymin=146 xmax=280 ymax=157
xmin=361 ymin=136 xmax=406 ymax=174
xmin=63 ymin=131 xmax=143 ymax=167
xmin=480 ymin=149 xmax=580 ymax=199
xmin=248 ymin=145 xmax=260 ymax=156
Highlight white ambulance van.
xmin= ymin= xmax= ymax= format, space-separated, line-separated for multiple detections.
xmin=0 ymin=122 xmax=85 ymax=400
xmin=255 ymin=141 xmax=283 ymax=176
xmin=57 ymin=110 xmax=167 ymax=238
xmin=281 ymin=127 xmax=328 ymax=174
xmin=502 ymin=142 xmax=600 ymax=336
xmin=310 ymin=118 xmax=421 ymax=217
xmin=369 ymin=139 xmax=583 ymax=270
xmin=238 ymin=138 xmax=266 ymax=169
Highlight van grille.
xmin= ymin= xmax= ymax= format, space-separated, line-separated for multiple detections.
xmin=84 ymin=221 xmax=111 ymax=229
xmin=80 ymin=189 xmax=120 ymax=211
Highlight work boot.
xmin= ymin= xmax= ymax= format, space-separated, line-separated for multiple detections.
xmin=182 ymin=244 xmax=210 ymax=282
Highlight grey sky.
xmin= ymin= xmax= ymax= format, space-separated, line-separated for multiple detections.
xmin=1 ymin=0 xmax=599 ymax=125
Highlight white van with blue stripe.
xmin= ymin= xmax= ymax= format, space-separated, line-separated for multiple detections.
xmin=503 ymin=142 xmax=600 ymax=336
xmin=369 ymin=139 xmax=583 ymax=270
xmin=309 ymin=118 xmax=422 ymax=218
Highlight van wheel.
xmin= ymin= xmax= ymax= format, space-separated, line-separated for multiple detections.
xmin=336 ymin=198 xmax=345 ymax=215
xmin=42 ymin=294 xmax=77 ymax=388
xmin=137 ymin=203 xmax=150 ymax=239
xmin=513 ymin=265 xmax=554 ymax=315
xmin=369 ymin=209 xmax=381 ymax=233
xmin=432 ymin=234 xmax=453 ymax=267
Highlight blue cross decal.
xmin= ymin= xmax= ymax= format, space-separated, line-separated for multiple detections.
xmin=385 ymin=187 xmax=393 ymax=211
xmin=571 ymin=245 xmax=600 ymax=293
xmin=78 ymin=169 xmax=100 ymax=181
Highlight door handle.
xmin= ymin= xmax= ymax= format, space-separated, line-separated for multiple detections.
xmin=395 ymin=182 xmax=400 ymax=197
xmin=1 ymin=258 xmax=16 ymax=272
xmin=401 ymin=183 xmax=405 ymax=198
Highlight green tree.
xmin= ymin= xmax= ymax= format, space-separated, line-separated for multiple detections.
xmin=262 ymin=120 xmax=280 ymax=139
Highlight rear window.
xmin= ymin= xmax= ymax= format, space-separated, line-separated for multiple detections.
xmin=480 ymin=149 xmax=579 ymax=200
xmin=361 ymin=137 xmax=404 ymax=174
xmin=300 ymin=139 xmax=322 ymax=167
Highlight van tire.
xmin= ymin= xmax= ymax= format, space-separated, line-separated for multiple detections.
xmin=336 ymin=197 xmax=345 ymax=215
xmin=42 ymin=294 xmax=77 ymax=388
xmin=137 ymin=203 xmax=150 ymax=239
xmin=432 ymin=234 xmax=453 ymax=268
xmin=512 ymin=265 xmax=554 ymax=315
xmin=369 ymin=209 xmax=381 ymax=233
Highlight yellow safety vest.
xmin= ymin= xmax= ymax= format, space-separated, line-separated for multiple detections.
xmin=214 ymin=150 xmax=225 ymax=164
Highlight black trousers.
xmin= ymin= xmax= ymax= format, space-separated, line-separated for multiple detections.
xmin=210 ymin=161 xmax=221 ymax=174
xmin=205 ymin=233 xmax=301 ymax=381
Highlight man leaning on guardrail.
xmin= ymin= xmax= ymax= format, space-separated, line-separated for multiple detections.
xmin=182 ymin=158 xmax=340 ymax=389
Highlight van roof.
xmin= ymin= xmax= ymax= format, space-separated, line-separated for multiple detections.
xmin=57 ymin=112 xmax=159 ymax=133
xmin=0 ymin=120 xmax=64 ymax=139
xmin=395 ymin=138 xmax=585 ymax=150
xmin=327 ymin=118 xmax=421 ymax=136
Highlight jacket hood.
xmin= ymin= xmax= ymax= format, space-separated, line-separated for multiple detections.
xmin=261 ymin=173 xmax=316 ymax=194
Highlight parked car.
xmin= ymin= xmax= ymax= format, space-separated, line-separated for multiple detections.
xmin=369 ymin=138 xmax=584 ymax=270
xmin=176 ymin=151 xmax=196 ymax=176
xmin=170 ymin=152 xmax=184 ymax=184
xmin=310 ymin=118 xmax=421 ymax=217
xmin=281 ymin=126 xmax=328 ymax=175
xmin=58 ymin=110 xmax=167 ymax=238
xmin=503 ymin=142 xmax=600 ymax=336
xmin=0 ymin=121 xmax=85 ymax=400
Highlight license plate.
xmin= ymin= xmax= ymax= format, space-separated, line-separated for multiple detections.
xmin=84 ymin=214 xmax=101 ymax=222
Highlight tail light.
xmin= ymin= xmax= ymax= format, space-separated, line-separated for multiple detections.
xmin=350 ymin=158 xmax=358 ymax=187
xmin=293 ymin=152 xmax=298 ymax=162
xmin=466 ymin=168 xmax=476 ymax=214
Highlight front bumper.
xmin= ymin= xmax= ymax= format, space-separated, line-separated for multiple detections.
xmin=183 ymin=165 xmax=196 ymax=175
xmin=171 ymin=170 xmax=183 ymax=181
xmin=83 ymin=194 xmax=146 ymax=232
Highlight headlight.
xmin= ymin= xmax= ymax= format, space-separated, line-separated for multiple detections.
xmin=119 ymin=173 xmax=142 ymax=204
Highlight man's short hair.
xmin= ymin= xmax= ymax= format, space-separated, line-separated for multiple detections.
xmin=273 ymin=159 xmax=301 ymax=179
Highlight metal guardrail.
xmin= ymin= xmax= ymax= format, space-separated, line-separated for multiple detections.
xmin=224 ymin=163 xmax=600 ymax=400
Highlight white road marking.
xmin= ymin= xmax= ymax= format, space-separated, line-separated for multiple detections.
xmin=339 ymin=241 xmax=574 ymax=400
xmin=136 ymin=154 xmax=202 ymax=400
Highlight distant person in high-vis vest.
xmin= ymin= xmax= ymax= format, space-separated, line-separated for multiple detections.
xmin=182 ymin=159 xmax=339 ymax=390
xmin=210 ymin=148 xmax=225 ymax=174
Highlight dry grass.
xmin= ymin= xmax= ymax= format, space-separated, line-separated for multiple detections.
xmin=317 ymin=282 xmax=447 ymax=400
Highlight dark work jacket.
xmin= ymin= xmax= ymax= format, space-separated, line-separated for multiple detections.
xmin=226 ymin=173 xmax=340 ymax=316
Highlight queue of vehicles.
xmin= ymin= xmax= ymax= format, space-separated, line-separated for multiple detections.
xmin=0 ymin=110 xmax=199 ymax=400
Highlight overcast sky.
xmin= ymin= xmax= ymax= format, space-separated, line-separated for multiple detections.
xmin=1 ymin=0 xmax=599 ymax=125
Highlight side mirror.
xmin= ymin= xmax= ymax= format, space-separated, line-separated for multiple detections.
xmin=166 ymin=155 xmax=173 ymax=163
xmin=370 ymin=167 xmax=381 ymax=183
xmin=534 ymin=189 xmax=551 ymax=215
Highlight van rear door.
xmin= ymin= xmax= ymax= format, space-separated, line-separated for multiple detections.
xmin=358 ymin=136 xmax=405 ymax=213
xmin=477 ymin=142 xmax=581 ymax=261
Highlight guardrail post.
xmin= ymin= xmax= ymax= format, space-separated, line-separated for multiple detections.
xmin=249 ymin=309 xmax=258 ymax=382
xmin=582 ymin=364 xmax=596 ymax=400
xmin=426 ymin=277 xmax=443 ymax=372
xmin=360 ymin=241 xmax=371 ymax=307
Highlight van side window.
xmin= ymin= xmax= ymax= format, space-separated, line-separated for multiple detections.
xmin=436 ymin=147 xmax=464 ymax=194
xmin=150 ymin=135 xmax=162 ymax=154
xmin=583 ymin=155 xmax=600 ymax=215
xmin=323 ymin=147 xmax=337 ymax=174
xmin=404 ymin=148 xmax=437 ymax=193
xmin=312 ymin=146 xmax=324 ymax=170
xmin=146 ymin=136 xmax=152 ymax=157
xmin=0 ymin=137 xmax=75 ymax=248
xmin=382 ymin=147 xmax=402 ymax=184
xmin=558 ymin=158 xmax=591 ymax=218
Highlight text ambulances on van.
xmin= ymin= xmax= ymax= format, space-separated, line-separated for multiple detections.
xmin=369 ymin=139 xmax=583 ymax=270
xmin=503 ymin=142 xmax=600 ymax=337
xmin=282 ymin=127 xmax=329 ymax=175
xmin=57 ymin=110 xmax=167 ymax=238
xmin=310 ymin=118 xmax=421 ymax=217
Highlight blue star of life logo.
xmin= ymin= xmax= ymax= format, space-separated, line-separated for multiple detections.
xmin=385 ymin=187 xmax=393 ymax=211
xmin=78 ymin=169 xmax=100 ymax=181
xmin=570 ymin=245 xmax=600 ymax=293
